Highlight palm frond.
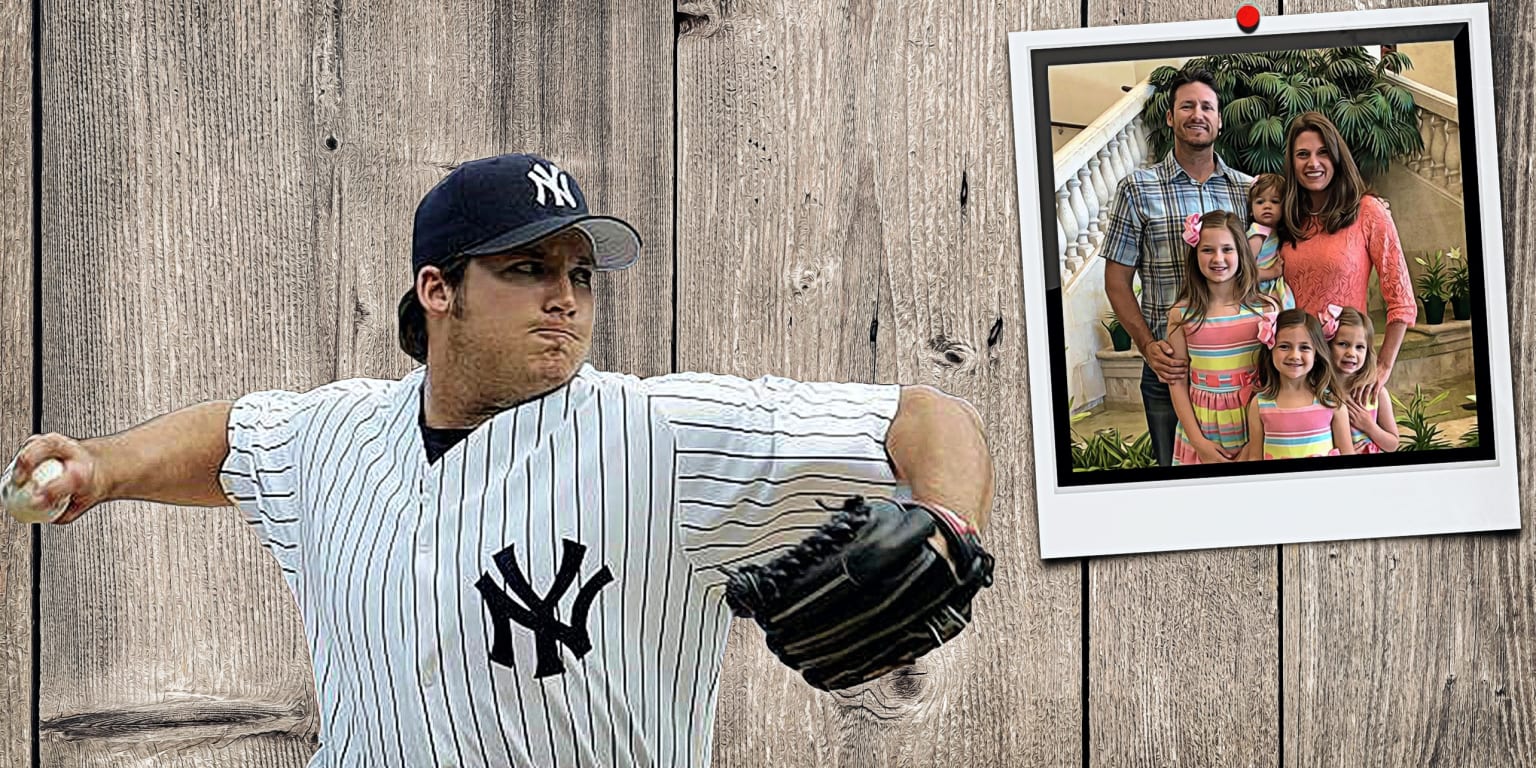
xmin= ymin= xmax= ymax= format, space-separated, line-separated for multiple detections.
xmin=1224 ymin=95 xmax=1270 ymax=125
xmin=1378 ymin=83 xmax=1416 ymax=115
xmin=1380 ymin=50 xmax=1414 ymax=74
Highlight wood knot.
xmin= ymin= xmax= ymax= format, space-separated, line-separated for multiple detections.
xmin=928 ymin=334 xmax=977 ymax=372
xmin=786 ymin=260 xmax=837 ymax=297
xmin=676 ymin=1 xmax=723 ymax=38
xmin=828 ymin=663 xmax=938 ymax=722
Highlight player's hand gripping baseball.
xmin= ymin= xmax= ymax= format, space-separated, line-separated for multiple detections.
xmin=4 ymin=434 xmax=110 ymax=524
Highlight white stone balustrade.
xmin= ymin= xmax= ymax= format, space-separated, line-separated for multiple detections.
xmin=1053 ymin=82 xmax=1155 ymax=285
xmin=1389 ymin=72 xmax=1461 ymax=198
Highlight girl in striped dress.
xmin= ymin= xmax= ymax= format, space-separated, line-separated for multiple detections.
xmin=1326 ymin=305 xmax=1400 ymax=453
xmin=1168 ymin=210 xmax=1280 ymax=465
xmin=1242 ymin=309 xmax=1354 ymax=460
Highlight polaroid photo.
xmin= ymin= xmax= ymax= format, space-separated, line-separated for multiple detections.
xmin=1007 ymin=3 xmax=1520 ymax=558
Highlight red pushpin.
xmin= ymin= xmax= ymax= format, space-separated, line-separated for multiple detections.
xmin=1236 ymin=4 xmax=1261 ymax=33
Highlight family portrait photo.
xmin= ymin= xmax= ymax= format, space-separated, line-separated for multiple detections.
xmin=1010 ymin=5 xmax=1520 ymax=557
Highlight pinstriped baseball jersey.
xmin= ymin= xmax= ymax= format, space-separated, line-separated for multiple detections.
xmin=218 ymin=364 xmax=902 ymax=767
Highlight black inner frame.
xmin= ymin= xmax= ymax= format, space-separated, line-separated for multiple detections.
xmin=1031 ymin=23 xmax=1497 ymax=487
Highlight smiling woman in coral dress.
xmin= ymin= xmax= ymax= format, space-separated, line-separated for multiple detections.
xmin=1277 ymin=111 xmax=1416 ymax=400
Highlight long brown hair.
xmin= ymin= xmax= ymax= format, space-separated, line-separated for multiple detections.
xmin=1171 ymin=209 xmax=1263 ymax=335
xmin=1255 ymin=309 xmax=1341 ymax=407
xmin=1330 ymin=306 xmax=1378 ymax=396
xmin=1278 ymin=112 xmax=1369 ymax=245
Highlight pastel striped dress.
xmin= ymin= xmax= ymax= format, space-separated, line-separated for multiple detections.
xmin=1351 ymin=397 xmax=1384 ymax=454
xmin=1247 ymin=223 xmax=1296 ymax=311
xmin=1257 ymin=393 xmax=1341 ymax=459
xmin=1171 ymin=305 xmax=1265 ymax=465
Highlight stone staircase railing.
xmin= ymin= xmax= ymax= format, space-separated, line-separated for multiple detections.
xmin=1052 ymin=82 xmax=1155 ymax=285
xmin=1390 ymin=72 xmax=1461 ymax=200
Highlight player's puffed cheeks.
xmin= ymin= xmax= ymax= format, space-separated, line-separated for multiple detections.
xmin=442 ymin=229 xmax=596 ymax=395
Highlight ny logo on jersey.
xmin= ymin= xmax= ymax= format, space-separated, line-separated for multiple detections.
xmin=526 ymin=162 xmax=578 ymax=208
xmin=475 ymin=539 xmax=613 ymax=678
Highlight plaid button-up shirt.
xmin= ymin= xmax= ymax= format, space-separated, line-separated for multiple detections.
xmin=1100 ymin=152 xmax=1254 ymax=340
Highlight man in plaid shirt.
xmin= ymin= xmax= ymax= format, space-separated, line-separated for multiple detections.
xmin=1100 ymin=69 xmax=1253 ymax=467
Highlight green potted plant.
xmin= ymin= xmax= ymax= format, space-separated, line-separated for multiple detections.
xmin=1101 ymin=311 xmax=1133 ymax=352
xmin=1447 ymin=247 xmax=1472 ymax=321
xmin=1141 ymin=48 xmax=1424 ymax=178
xmin=1391 ymin=385 xmax=1452 ymax=451
xmin=1413 ymin=249 xmax=1453 ymax=324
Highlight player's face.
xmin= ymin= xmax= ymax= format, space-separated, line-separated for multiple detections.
xmin=448 ymin=229 xmax=596 ymax=393
xmin=1251 ymin=188 xmax=1281 ymax=228
xmin=1272 ymin=325 xmax=1316 ymax=381
xmin=1331 ymin=323 xmax=1369 ymax=377
xmin=1166 ymin=82 xmax=1221 ymax=151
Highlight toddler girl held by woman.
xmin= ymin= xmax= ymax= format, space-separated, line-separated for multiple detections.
xmin=1246 ymin=173 xmax=1295 ymax=310
xmin=1168 ymin=210 xmax=1280 ymax=465
xmin=1324 ymin=305 xmax=1400 ymax=453
xmin=1242 ymin=309 xmax=1354 ymax=460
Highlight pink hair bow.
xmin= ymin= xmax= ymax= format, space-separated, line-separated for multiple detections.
xmin=1317 ymin=304 xmax=1342 ymax=340
xmin=1257 ymin=311 xmax=1279 ymax=349
xmin=1182 ymin=213 xmax=1202 ymax=247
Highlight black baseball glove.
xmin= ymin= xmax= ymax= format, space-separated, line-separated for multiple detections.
xmin=723 ymin=496 xmax=995 ymax=691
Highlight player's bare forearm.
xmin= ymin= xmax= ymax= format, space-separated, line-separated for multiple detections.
xmin=884 ymin=385 xmax=993 ymax=529
xmin=92 ymin=400 xmax=235 ymax=506
xmin=15 ymin=400 xmax=235 ymax=519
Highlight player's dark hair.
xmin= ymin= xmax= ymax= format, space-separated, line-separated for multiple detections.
xmin=398 ymin=255 xmax=470 ymax=364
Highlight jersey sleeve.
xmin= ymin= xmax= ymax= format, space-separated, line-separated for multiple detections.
xmin=638 ymin=372 xmax=903 ymax=578
xmin=220 ymin=378 xmax=388 ymax=579
xmin=220 ymin=389 xmax=313 ymax=578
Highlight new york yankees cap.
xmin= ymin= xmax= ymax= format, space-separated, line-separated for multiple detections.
xmin=411 ymin=152 xmax=642 ymax=273
xmin=398 ymin=153 xmax=641 ymax=364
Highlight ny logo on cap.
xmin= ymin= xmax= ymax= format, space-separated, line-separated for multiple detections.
xmin=527 ymin=162 xmax=578 ymax=209
xmin=476 ymin=539 xmax=613 ymax=678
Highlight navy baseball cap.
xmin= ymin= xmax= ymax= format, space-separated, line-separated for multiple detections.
xmin=411 ymin=153 xmax=642 ymax=274
xmin=397 ymin=153 xmax=640 ymax=364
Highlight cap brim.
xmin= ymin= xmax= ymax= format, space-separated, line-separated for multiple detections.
xmin=462 ymin=214 xmax=642 ymax=271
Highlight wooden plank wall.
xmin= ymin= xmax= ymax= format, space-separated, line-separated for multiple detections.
xmin=5 ymin=0 xmax=1531 ymax=765
xmin=0 ymin=0 xmax=31 ymax=764
xmin=676 ymin=1 xmax=1083 ymax=763
xmin=1281 ymin=1 xmax=1536 ymax=766
xmin=34 ymin=0 xmax=670 ymax=764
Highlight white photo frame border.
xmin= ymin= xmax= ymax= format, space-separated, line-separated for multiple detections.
xmin=1007 ymin=3 xmax=1521 ymax=559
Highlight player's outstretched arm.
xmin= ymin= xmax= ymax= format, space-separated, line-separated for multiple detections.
xmin=883 ymin=384 xmax=993 ymax=530
xmin=9 ymin=400 xmax=235 ymax=523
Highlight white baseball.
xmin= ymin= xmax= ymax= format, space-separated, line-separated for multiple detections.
xmin=3 ymin=458 xmax=70 ymax=524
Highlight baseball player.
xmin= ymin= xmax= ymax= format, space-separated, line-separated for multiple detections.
xmin=5 ymin=153 xmax=995 ymax=767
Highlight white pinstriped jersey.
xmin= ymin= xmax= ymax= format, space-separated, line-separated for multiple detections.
xmin=218 ymin=364 xmax=902 ymax=767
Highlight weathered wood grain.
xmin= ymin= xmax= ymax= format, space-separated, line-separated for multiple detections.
xmin=322 ymin=0 xmax=673 ymax=382
xmin=1081 ymin=2 xmax=1283 ymax=766
xmin=0 ymin=0 xmax=30 ymax=763
xmin=40 ymin=0 xmax=672 ymax=764
xmin=1278 ymin=0 xmax=1536 ymax=765
xmin=39 ymin=0 xmax=329 ymax=763
xmin=679 ymin=1 xmax=1081 ymax=764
